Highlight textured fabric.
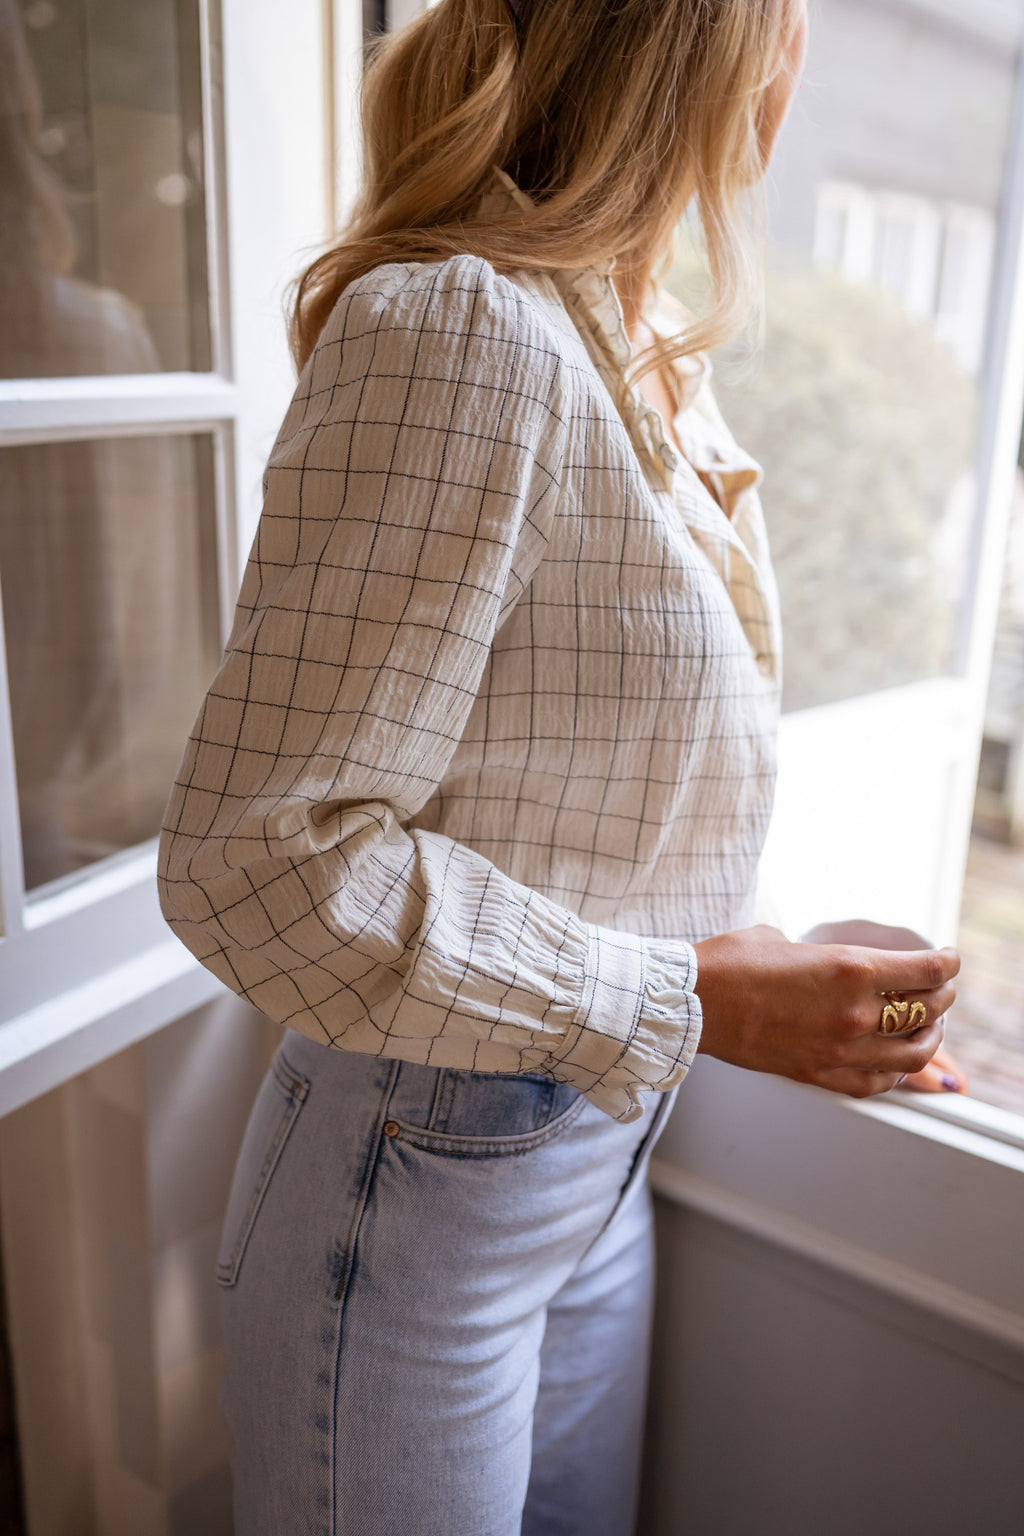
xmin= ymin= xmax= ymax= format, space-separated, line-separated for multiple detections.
xmin=217 ymin=1030 xmax=673 ymax=1536
xmin=158 ymin=205 xmax=780 ymax=1123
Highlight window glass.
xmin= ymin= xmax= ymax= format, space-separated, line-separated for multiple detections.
xmin=0 ymin=432 xmax=221 ymax=891
xmin=0 ymin=0 xmax=210 ymax=378
xmin=669 ymin=0 xmax=1024 ymax=712
xmin=955 ymin=826 xmax=1024 ymax=1113
xmin=956 ymin=431 xmax=1024 ymax=1114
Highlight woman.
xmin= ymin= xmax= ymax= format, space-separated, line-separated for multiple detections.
xmin=158 ymin=1 xmax=959 ymax=1530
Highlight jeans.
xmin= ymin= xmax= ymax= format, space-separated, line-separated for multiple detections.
xmin=217 ymin=1029 xmax=677 ymax=1536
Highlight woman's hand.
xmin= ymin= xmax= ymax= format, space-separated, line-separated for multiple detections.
xmin=692 ymin=925 xmax=960 ymax=1098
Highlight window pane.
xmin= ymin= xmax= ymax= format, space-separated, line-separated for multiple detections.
xmin=0 ymin=432 xmax=221 ymax=891
xmin=956 ymin=455 xmax=1024 ymax=1114
xmin=1 ymin=0 xmax=210 ymax=378
xmin=675 ymin=0 xmax=1024 ymax=713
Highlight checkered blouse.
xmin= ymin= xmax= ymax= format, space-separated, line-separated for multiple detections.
xmin=158 ymin=223 xmax=781 ymax=1123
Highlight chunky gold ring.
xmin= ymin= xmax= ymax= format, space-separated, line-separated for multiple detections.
xmin=878 ymin=993 xmax=928 ymax=1035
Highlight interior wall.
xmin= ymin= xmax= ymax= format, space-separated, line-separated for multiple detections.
xmin=641 ymin=1197 xmax=1024 ymax=1536
xmin=0 ymin=996 xmax=279 ymax=1536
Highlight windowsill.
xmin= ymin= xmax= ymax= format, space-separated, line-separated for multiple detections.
xmin=24 ymin=841 xmax=160 ymax=929
xmin=653 ymin=1055 xmax=1024 ymax=1359
xmin=0 ymin=940 xmax=223 ymax=1116
xmin=886 ymin=1084 xmax=1024 ymax=1154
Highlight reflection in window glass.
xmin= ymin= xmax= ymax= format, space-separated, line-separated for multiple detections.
xmin=669 ymin=0 xmax=1024 ymax=713
xmin=0 ymin=0 xmax=209 ymax=378
xmin=0 ymin=433 xmax=221 ymax=891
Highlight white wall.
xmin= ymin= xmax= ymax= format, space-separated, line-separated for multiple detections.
xmin=642 ymin=1197 xmax=1024 ymax=1536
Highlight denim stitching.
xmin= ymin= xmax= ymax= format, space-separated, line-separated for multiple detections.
xmin=427 ymin=1067 xmax=456 ymax=1133
xmin=385 ymin=1089 xmax=586 ymax=1158
xmin=215 ymin=1057 xmax=311 ymax=1286
xmin=573 ymin=1088 xmax=676 ymax=1267
xmin=330 ymin=1060 xmax=402 ymax=1536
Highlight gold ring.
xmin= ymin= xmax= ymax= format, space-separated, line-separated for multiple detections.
xmin=878 ymin=993 xmax=927 ymax=1035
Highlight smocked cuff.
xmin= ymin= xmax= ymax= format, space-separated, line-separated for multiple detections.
xmin=548 ymin=927 xmax=703 ymax=1123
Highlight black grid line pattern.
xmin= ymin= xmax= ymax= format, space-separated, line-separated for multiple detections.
xmin=158 ymin=251 xmax=780 ymax=1123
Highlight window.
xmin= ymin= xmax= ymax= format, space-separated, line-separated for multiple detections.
xmin=652 ymin=0 xmax=1024 ymax=1323
xmin=0 ymin=432 xmax=220 ymax=892
xmin=670 ymin=0 xmax=1023 ymax=714
xmin=0 ymin=0 xmax=237 ymax=1085
xmin=662 ymin=0 xmax=1024 ymax=1128
xmin=1 ymin=0 xmax=211 ymax=378
xmin=0 ymin=0 xmax=332 ymax=1094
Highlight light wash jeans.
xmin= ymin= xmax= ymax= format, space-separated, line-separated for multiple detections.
xmin=217 ymin=1028 xmax=677 ymax=1536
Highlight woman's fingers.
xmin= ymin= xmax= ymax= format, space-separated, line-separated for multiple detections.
xmin=848 ymin=1016 xmax=945 ymax=1073
xmin=814 ymin=1015 xmax=946 ymax=1096
xmin=892 ymin=980 xmax=958 ymax=1018
xmin=898 ymin=1043 xmax=969 ymax=1094
xmin=856 ymin=944 xmax=961 ymax=993
xmin=843 ymin=980 xmax=957 ymax=1054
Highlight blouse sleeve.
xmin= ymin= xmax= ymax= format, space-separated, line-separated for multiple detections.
xmin=157 ymin=256 xmax=702 ymax=1122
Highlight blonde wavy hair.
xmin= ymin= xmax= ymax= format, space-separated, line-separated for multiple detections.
xmin=291 ymin=0 xmax=798 ymax=379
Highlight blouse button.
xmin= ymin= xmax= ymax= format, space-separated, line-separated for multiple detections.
xmin=383 ymin=1120 xmax=400 ymax=1138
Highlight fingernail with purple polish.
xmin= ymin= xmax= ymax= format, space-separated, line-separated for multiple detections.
xmin=941 ymin=1074 xmax=960 ymax=1092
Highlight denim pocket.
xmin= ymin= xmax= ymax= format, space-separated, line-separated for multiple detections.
xmin=215 ymin=1050 xmax=310 ymax=1287
xmin=390 ymin=1069 xmax=585 ymax=1158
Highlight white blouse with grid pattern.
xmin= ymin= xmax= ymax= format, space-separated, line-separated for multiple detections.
xmin=158 ymin=244 xmax=781 ymax=1124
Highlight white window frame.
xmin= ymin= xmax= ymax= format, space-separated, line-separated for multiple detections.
xmin=0 ymin=0 xmax=332 ymax=1112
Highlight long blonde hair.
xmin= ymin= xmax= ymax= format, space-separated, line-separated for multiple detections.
xmin=291 ymin=0 xmax=796 ymax=378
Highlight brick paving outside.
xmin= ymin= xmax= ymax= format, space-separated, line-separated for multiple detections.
xmin=949 ymin=832 xmax=1024 ymax=1115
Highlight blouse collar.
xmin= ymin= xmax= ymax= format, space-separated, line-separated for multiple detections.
xmin=483 ymin=168 xmax=779 ymax=682
xmin=485 ymin=169 xmax=760 ymax=502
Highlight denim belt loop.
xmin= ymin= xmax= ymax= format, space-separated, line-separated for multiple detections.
xmin=386 ymin=1058 xmax=447 ymax=1132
